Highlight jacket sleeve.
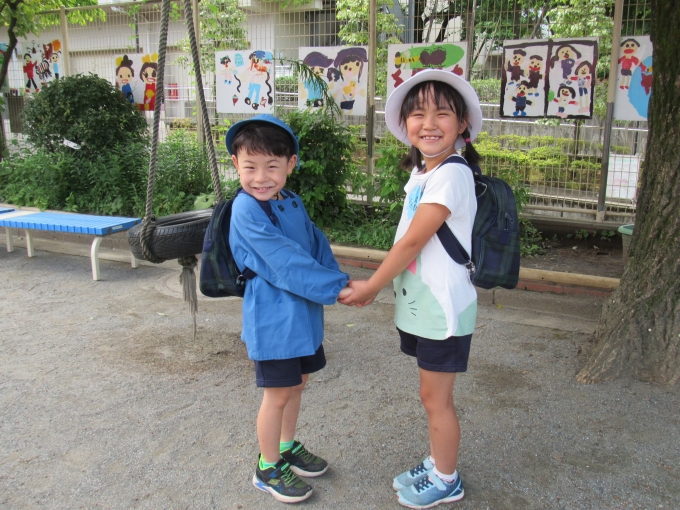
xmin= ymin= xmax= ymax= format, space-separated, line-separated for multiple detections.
xmin=301 ymin=206 xmax=342 ymax=273
xmin=232 ymin=200 xmax=349 ymax=305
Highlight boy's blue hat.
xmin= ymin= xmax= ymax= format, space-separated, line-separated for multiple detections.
xmin=225 ymin=114 xmax=300 ymax=169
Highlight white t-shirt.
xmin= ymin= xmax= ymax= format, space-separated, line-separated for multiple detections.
xmin=393 ymin=159 xmax=477 ymax=339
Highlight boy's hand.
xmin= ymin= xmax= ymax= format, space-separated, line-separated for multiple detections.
xmin=338 ymin=286 xmax=353 ymax=301
xmin=338 ymin=280 xmax=377 ymax=308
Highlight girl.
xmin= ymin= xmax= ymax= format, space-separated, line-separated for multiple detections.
xmin=339 ymin=69 xmax=482 ymax=508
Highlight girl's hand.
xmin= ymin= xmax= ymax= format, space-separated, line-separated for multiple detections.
xmin=338 ymin=280 xmax=377 ymax=307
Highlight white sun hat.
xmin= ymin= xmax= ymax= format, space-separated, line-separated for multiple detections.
xmin=384 ymin=69 xmax=483 ymax=150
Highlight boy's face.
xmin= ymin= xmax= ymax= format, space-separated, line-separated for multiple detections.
xmin=232 ymin=150 xmax=297 ymax=201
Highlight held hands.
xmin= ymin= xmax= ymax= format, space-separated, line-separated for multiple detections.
xmin=337 ymin=280 xmax=377 ymax=308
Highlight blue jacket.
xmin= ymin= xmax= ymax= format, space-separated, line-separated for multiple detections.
xmin=230 ymin=191 xmax=349 ymax=361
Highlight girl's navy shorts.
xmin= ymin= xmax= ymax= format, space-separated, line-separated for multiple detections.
xmin=254 ymin=345 xmax=326 ymax=388
xmin=398 ymin=328 xmax=472 ymax=373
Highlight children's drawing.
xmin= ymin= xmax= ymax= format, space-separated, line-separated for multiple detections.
xmin=298 ymin=46 xmax=369 ymax=116
xmin=215 ymin=50 xmax=274 ymax=114
xmin=21 ymin=39 xmax=62 ymax=94
xmin=139 ymin=53 xmax=158 ymax=111
xmin=386 ymin=43 xmax=466 ymax=99
xmin=114 ymin=53 xmax=145 ymax=107
xmin=613 ymin=36 xmax=653 ymax=121
xmin=500 ymin=38 xmax=598 ymax=119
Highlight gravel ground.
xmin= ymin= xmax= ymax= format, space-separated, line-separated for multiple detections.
xmin=1 ymin=247 xmax=678 ymax=510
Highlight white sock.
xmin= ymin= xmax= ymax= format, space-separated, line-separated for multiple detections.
xmin=432 ymin=466 xmax=457 ymax=484
xmin=427 ymin=455 xmax=435 ymax=466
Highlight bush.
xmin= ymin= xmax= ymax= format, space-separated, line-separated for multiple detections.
xmin=281 ymin=109 xmax=354 ymax=228
xmin=22 ymin=74 xmax=147 ymax=159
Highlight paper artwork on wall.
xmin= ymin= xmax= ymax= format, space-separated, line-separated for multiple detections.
xmin=21 ymin=39 xmax=63 ymax=94
xmin=613 ymin=36 xmax=652 ymax=121
xmin=500 ymin=38 xmax=598 ymax=119
xmin=114 ymin=53 xmax=160 ymax=111
xmin=215 ymin=50 xmax=274 ymax=114
xmin=386 ymin=42 xmax=466 ymax=99
xmin=298 ymin=46 xmax=368 ymax=116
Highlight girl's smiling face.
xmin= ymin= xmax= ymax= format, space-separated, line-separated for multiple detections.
xmin=405 ymin=90 xmax=467 ymax=160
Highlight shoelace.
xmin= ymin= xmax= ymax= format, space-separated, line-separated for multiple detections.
xmin=279 ymin=463 xmax=299 ymax=485
xmin=413 ymin=476 xmax=434 ymax=493
xmin=410 ymin=462 xmax=428 ymax=477
xmin=293 ymin=444 xmax=314 ymax=463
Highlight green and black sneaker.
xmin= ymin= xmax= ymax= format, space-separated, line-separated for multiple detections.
xmin=252 ymin=456 xmax=313 ymax=503
xmin=281 ymin=441 xmax=329 ymax=477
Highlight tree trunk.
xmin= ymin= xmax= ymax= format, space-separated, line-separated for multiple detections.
xmin=577 ymin=0 xmax=680 ymax=385
xmin=0 ymin=4 xmax=20 ymax=161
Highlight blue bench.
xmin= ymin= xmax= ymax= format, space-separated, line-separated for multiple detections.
xmin=0 ymin=207 xmax=14 ymax=214
xmin=1 ymin=210 xmax=141 ymax=280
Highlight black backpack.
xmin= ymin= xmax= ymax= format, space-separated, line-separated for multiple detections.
xmin=199 ymin=188 xmax=282 ymax=298
xmin=433 ymin=155 xmax=520 ymax=290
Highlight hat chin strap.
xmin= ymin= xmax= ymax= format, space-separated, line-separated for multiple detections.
xmin=421 ymin=144 xmax=456 ymax=159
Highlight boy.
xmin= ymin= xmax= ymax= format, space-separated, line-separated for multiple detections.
xmin=226 ymin=114 xmax=350 ymax=503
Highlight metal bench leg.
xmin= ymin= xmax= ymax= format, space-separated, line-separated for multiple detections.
xmin=131 ymin=253 xmax=139 ymax=269
xmin=91 ymin=236 xmax=103 ymax=280
xmin=25 ymin=229 xmax=34 ymax=257
xmin=5 ymin=227 xmax=14 ymax=252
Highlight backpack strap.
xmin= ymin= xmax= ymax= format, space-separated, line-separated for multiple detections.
xmin=431 ymin=155 xmax=476 ymax=275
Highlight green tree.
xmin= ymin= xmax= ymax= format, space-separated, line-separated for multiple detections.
xmin=0 ymin=0 xmax=104 ymax=157
xmin=577 ymin=0 xmax=679 ymax=385
xmin=336 ymin=0 xmax=403 ymax=97
xmin=175 ymin=0 xmax=248 ymax=74
xmin=548 ymin=0 xmax=614 ymax=79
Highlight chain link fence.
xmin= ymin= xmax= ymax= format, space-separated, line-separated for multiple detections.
xmin=1 ymin=0 xmax=651 ymax=223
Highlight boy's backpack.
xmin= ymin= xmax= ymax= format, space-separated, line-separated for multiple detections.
xmin=434 ymin=154 xmax=520 ymax=290
xmin=199 ymin=188 xmax=279 ymax=298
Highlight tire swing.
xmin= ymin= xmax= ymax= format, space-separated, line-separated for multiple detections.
xmin=128 ymin=0 xmax=223 ymax=338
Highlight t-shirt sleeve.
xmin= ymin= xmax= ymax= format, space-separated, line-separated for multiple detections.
xmin=231 ymin=199 xmax=349 ymax=305
xmin=419 ymin=163 xmax=471 ymax=218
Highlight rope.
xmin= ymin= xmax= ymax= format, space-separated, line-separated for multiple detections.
xmin=182 ymin=0 xmax=223 ymax=204
xmin=139 ymin=0 xmax=171 ymax=265
xmin=178 ymin=255 xmax=198 ymax=341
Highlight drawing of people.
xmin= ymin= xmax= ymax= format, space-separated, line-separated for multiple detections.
xmin=618 ymin=38 xmax=641 ymax=89
xmin=526 ymin=55 xmax=543 ymax=96
xmin=511 ymin=81 xmax=532 ymax=116
xmin=301 ymin=51 xmax=333 ymax=108
xmin=219 ymin=55 xmax=241 ymax=91
xmin=574 ymin=61 xmax=592 ymax=113
xmin=507 ymin=49 xmax=526 ymax=84
xmin=550 ymin=45 xmax=581 ymax=82
xmin=140 ymin=54 xmax=158 ymax=111
xmin=51 ymin=52 xmax=61 ymax=80
xmin=553 ymin=84 xmax=577 ymax=118
xmin=333 ymin=47 xmax=368 ymax=113
xmin=639 ymin=60 xmax=653 ymax=95
xmin=244 ymin=50 xmax=273 ymax=111
xmin=23 ymin=53 xmax=39 ymax=93
xmin=115 ymin=55 xmax=136 ymax=105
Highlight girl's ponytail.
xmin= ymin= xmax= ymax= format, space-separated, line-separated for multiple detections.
xmin=462 ymin=127 xmax=481 ymax=167
xmin=402 ymin=145 xmax=425 ymax=172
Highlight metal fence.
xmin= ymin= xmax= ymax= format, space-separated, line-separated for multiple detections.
xmin=1 ymin=0 xmax=651 ymax=224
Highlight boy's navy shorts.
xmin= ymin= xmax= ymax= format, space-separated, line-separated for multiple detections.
xmin=398 ymin=328 xmax=472 ymax=373
xmin=254 ymin=345 xmax=326 ymax=388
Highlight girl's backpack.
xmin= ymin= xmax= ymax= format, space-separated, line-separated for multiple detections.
xmin=435 ymin=155 xmax=520 ymax=290
xmin=199 ymin=188 xmax=278 ymax=298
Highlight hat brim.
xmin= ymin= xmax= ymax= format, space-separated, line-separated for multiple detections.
xmin=225 ymin=114 xmax=300 ymax=169
xmin=384 ymin=69 xmax=482 ymax=150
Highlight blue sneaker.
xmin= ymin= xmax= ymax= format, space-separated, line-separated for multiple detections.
xmin=392 ymin=457 xmax=434 ymax=490
xmin=396 ymin=472 xmax=464 ymax=508
xmin=252 ymin=457 xmax=312 ymax=503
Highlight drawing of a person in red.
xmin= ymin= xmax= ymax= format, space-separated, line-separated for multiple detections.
xmin=140 ymin=54 xmax=158 ymax=111
xmin=23 ymin=53 xmax=39 ymax=93
xmin=618 ymin=38 xmax=641 ymax=90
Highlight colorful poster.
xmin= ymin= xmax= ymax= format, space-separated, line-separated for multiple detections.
xmin=613 ymin=36 xmax=652 ymax=121
xmin=386 ymin=42 xmax=466 ymax=99
xmin=298 ymin=46 xmax=368 ymax=116
xmin=114 ymin=53 xmax=158 ymax=111
xmin=500 ymin=38 xmax=598 ymax=119
xmin=215 ymin=50 xmax=274 ymax=114
xmin=21 ymin=39 xmax=63 ymax=94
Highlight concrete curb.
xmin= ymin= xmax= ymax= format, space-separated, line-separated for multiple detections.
xmin=330 ymin=244 xmax=620 ymax=297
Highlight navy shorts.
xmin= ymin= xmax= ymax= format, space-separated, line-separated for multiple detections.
xmin=398 ymin=328 xmax=472 ymax=373
xmin=254 ymin=345 xmax=326 ymax=388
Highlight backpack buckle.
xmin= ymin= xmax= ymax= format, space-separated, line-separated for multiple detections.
xmin=236 ymin=274 xmax=246 ymax=286
xmin=465 ymin=261 xmax=476 ymax=275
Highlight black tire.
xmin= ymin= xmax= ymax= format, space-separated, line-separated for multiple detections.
xmin=128 ymin=209 xmax=213 ymax=261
